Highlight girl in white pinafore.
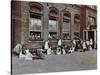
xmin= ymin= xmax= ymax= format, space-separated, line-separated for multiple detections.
xmin=25 ymin=49 xmax=33 ymax=60
xmin=82 ymin=41 xmax=87 ymax=51
xmin=45 ymin=41 xmax=49 ymax=50
xmin=89 ymin=38 xmax=93 ymax=50
xmin=62 ymin=46 xmax=66 ymax=54
xmin=58 ymin=39 xmax=62 ymax=46
xmin=44 ymin=40 xmax=49 ymax=54
xmin=68 ymin=46 xmax=75 ymax=53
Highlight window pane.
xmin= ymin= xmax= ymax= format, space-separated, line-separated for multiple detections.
xmin=63 ymin=33 xmax=70 ymax=40
xmin=62 ymin=20 xmax=70 ymax=40
xmin=29 ymin=17 xmax=42 ymax=41
xmin=29 ymin=18 xmax=42 ymax=31
xmin=49 ymin=20 xmax=57 ymax=32
xmin=48 ymin=19 xmax=57 ymax=40
xmin=88 ymin=16 xmax=95 ymax=26
xmin=73 ymin=32 xmax=80 ymax=40
xmin=74 ymin=23 xmax=80 ymax=31
xmin=62 ymin=22 xmax=70 ymax=32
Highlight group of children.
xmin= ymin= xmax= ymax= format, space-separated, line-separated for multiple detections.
xmin=13 ymin=38 xmax=94 ymax=60
xmin=43 ymin=38 xmax=94 ymax=55
xmin=80 ymin=38 xmax=94 ymax=52
xmin=13 ymin=44 xmax=34 ymax=60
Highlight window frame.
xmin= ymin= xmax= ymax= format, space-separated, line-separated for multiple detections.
xmin=62 ymin=12 xmax=71 ymax=40
xmin=29 ymin=3 xmax=43 ymax=41
xmin=74 ymin=14 xmax=80 ymax=39
xmin=48 ymin=8 xmax=59 ymax=40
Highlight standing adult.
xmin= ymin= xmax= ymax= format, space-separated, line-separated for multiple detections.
xmin=44 ymin=40 xmax=49 ymax=54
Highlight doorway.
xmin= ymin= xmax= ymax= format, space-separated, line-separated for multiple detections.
xmin=88 ymin=31 xmax=94 ymax=42
xmin=83 ymin=30 xmax=97 ymax=48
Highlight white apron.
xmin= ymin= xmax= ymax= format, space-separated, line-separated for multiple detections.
xmin=71 ymin=47 xmax=75 ymax=52
xmin=58 ymin=39 xmax=62 ymax=46
xmin=62 ymin=49 xmax=66 ymax=54
xmin=83 ymin=42 xmax=87 ymax=49
xmin=47 ymin=48 xmax=51 ymax=55
xmin=45 ymin=41 xmax=49 ymax=50
xmin=73 ymin=40 xmax=76 ymax=47
xmin=90 ymin=39 xmax=93 ymax=45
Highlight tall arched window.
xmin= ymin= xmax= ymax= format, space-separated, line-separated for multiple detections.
xmin=48 ymin=7 xmax=58 ymax=40
xmin=74 ymin=14 xmax=80 ymax=40
xmin=62 ymin=11 xmax=71 ymax=40
xmin=29 ymin=2 xmax=43 ymax=41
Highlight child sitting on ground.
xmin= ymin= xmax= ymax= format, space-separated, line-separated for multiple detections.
xmin=68 ymin=46 xmax=75 ymax=53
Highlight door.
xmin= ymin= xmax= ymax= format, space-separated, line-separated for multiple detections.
xmin=88 ymin=31 xmax=94 ymax=48
xmin=88 ymin=31 xmax=94 ymax=41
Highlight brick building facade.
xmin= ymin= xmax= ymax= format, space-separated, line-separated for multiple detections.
xmin=11 ymin=1 xmax=97 ymax=49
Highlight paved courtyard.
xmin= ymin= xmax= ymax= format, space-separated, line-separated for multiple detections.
xmin=12 ymin=50 xmax=97 ymax=74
